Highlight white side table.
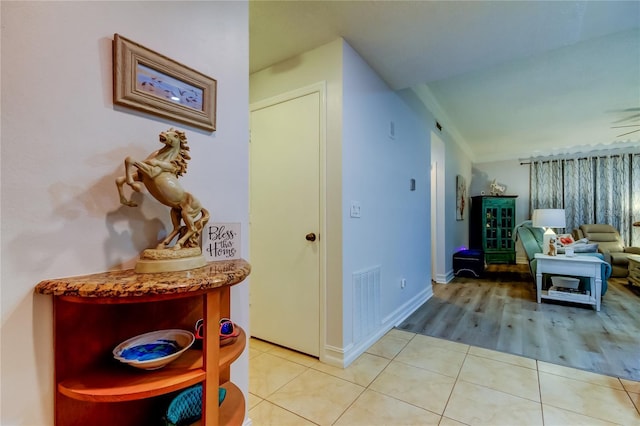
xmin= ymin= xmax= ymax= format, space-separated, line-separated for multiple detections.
xmin=534 ymin=253 xmax=604 ymax=311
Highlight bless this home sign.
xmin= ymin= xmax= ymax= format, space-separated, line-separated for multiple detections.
xmin=203 ymin=223 xmax=240 ymax=260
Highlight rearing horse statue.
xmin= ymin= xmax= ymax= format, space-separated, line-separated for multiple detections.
xmin=116 ymin=128 xmax=209 ymax=251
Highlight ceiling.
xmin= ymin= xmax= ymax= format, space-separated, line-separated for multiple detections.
xmin=250 ymin=1 xmax=640 ymax=163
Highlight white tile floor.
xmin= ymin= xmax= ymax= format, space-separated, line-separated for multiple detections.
xmin=248 ymin=329 xmax=640 ymax=425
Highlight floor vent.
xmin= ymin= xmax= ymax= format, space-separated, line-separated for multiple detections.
xmin=353 ymin=266 xmax=381 ymax=343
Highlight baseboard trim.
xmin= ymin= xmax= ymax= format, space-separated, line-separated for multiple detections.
xmin=386 ymin=286 xmax=433 ymax=326
xmin=435 ymin=269 xmax=455 ymax=283
xmin=327 ymin=286 xmax=433 ymax=368
xmin=320 ymin=343 xmax=349 ymax=368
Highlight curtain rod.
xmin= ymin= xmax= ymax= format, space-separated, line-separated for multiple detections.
xmin=520 ymin=155 xmax=620 ymax=165
xmin=520 ymin=151 xmax=639 ymax=165
xmin=518 ymin=143 xmax=640 ymax=164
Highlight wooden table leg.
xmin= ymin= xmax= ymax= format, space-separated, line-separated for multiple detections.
xmin=536 ymin=270 xmax=542 ymax=303
xmin=203 ymin=291 xmax=221 ymax=425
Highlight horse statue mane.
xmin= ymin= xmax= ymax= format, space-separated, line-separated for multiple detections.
xmin=115 ymin=128 xmax=210 ymax=273
xmin=170 ymin=129 xmax=190 ymax=177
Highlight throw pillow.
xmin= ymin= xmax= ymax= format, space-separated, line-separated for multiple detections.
xmin=573 ymin=243 xmax=599 ymax=253
xmin=557 ymin=243 xmax=598 ymax=254
xmin=556 ymin=234 xmax=575 ymax=246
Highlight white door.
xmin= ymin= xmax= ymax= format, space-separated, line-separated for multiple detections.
xmin=250 ymin=89 xmax=321 ymax=356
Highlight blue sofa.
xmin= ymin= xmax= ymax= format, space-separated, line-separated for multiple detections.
xmin=515 ymin=221 xmax=611 ymax=295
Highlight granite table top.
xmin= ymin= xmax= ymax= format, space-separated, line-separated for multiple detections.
xmin=35 ymin=259 xmax=250 ymax=300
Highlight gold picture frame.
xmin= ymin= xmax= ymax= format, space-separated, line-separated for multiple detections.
xmin=113 ymin=34 xmax=216 ymax=132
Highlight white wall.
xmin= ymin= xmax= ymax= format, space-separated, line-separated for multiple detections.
xmin=470 ymin=160 xmax=531 ymax=264
xmin=444 ymin=136 xmax=473 ymax=275
xmin=251 ymin=39 xmax=433 ymax=366
xmin=341 ymin=42 xmax=431 ymax=361
xmin=471 ymin=160 xmax=531 ymax=224
xmin=1 ymin=2 xmax=249 ymax=424
xmin=408 ymin=87 xmax=475 ymax=280
xmin=250 ymin=39 xmax=345 ymax=356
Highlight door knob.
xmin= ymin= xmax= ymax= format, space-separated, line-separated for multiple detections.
xmin=305 ymin=233 xmax=317 ymax=242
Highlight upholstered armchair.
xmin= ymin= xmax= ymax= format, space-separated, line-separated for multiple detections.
xmin=573 ymin=224 xmax=640 ymax=277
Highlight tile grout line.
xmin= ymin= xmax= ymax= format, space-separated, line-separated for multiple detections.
xmin=333 ymin=332 xmax=412 ymax=423
xmin=251 ymin=339 xmax=371 ymax=425
xmin=359 ymin=332 xmax=457 ymax=421
xmin=369 ymin=334 xmax=505 ymax=423
xmin=251 ymin=351 xmax=322 ymax=425
xmin=536 ymin=360 xmax=546 ymax=426
xmin=434 ymin=341 xmax=471 ymax=424
xmin=249 ymin=335 xmax=640 ymax=425
xmin=380 ymin=342 xmax=477 ymax=423
xmin=538 ymin=365 xmax=640 ymax=424
xmin=622 ymin=382 xmax=640 ymax=416
xmin=251 ymin=349 xmax=310 ymax=400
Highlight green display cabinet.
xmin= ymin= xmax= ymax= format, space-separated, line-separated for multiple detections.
xmin=470 ymin=196 xmax=517 ymax=264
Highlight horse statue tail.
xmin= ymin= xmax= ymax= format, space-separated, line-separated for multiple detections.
xmin=185 ymin=207 xmax=210 ymax=248
xmin=198 ymin=208 xmax=210 ymax=232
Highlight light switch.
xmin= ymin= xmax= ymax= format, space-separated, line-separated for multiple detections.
xmin=350 ymin=201 xmax=361 ymax=218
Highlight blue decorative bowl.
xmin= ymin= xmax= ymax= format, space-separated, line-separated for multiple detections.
xmin=113 ymin=329 xmax=195 ymax=370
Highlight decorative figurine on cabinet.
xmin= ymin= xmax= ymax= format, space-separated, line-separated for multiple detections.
xmin=116 ymin=128 xmax=209 ymax=272
xmin=548 ymin=238 xmax=557 ymax=256
xmin=489 ymin=179 xmax=507 ymax=196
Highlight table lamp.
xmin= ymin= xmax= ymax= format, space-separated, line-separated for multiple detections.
xmin=532 ymin=209 xmax=566 ymax=256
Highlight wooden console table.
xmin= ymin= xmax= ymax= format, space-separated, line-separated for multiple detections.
xmin=534 ymin=254 xmax=604 ymax=311
xmin=35 ymin=259 xmax=250 ymax=426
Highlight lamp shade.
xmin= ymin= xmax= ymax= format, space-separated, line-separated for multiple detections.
xmin=532 ymin=209 xmax=566 ymax=229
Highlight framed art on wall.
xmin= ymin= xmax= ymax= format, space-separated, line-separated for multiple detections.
xmin=456 ymin=175 xmax=466 ymax=221
xmin=113 ymin=34 xmax=216 ymax=132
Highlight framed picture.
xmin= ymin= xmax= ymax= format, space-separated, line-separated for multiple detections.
xmin=456 ymin=175 xmax=466 ymax=221
xmin=113 ymin=34 xmax=216 ymax=132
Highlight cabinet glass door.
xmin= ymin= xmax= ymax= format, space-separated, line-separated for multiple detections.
xmin=499 ymin=206 xmax=514 ymax=249
xmin=485 ymin=207 xmax=498 ymax=249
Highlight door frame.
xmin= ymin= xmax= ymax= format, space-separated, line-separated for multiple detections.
xmin=249 ymin=81 xmax=327 ymax=358
xmin=431 ymin=131 xmax=447 ymax=283
xmin=431 ymin=161 xmax=437 ymax=282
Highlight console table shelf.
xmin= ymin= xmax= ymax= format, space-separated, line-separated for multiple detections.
xmin=35 ymin=259 xmax=250 ymax=426
xmin=58 ymin=348 xmax=205 ymax=402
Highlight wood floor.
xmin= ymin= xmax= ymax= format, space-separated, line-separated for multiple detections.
xmin=398 ymin=264 xmax=640 ymax=381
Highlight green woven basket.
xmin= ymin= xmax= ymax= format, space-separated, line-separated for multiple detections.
xmin=164 ymin=384 xmax=226 ymax=426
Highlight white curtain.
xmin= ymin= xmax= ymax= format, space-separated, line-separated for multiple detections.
xmin=594 ymin=155 xmax=630 ymax=238
xmin=564 ymin=157 xmax=594 ymax=233
xmin=530 ymin=153 xmax=640 ymax=246
xmin=530 ymin=160 xmax=563 ymax=208
xmin=633 ymin=154 xmax=640 ymax=246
